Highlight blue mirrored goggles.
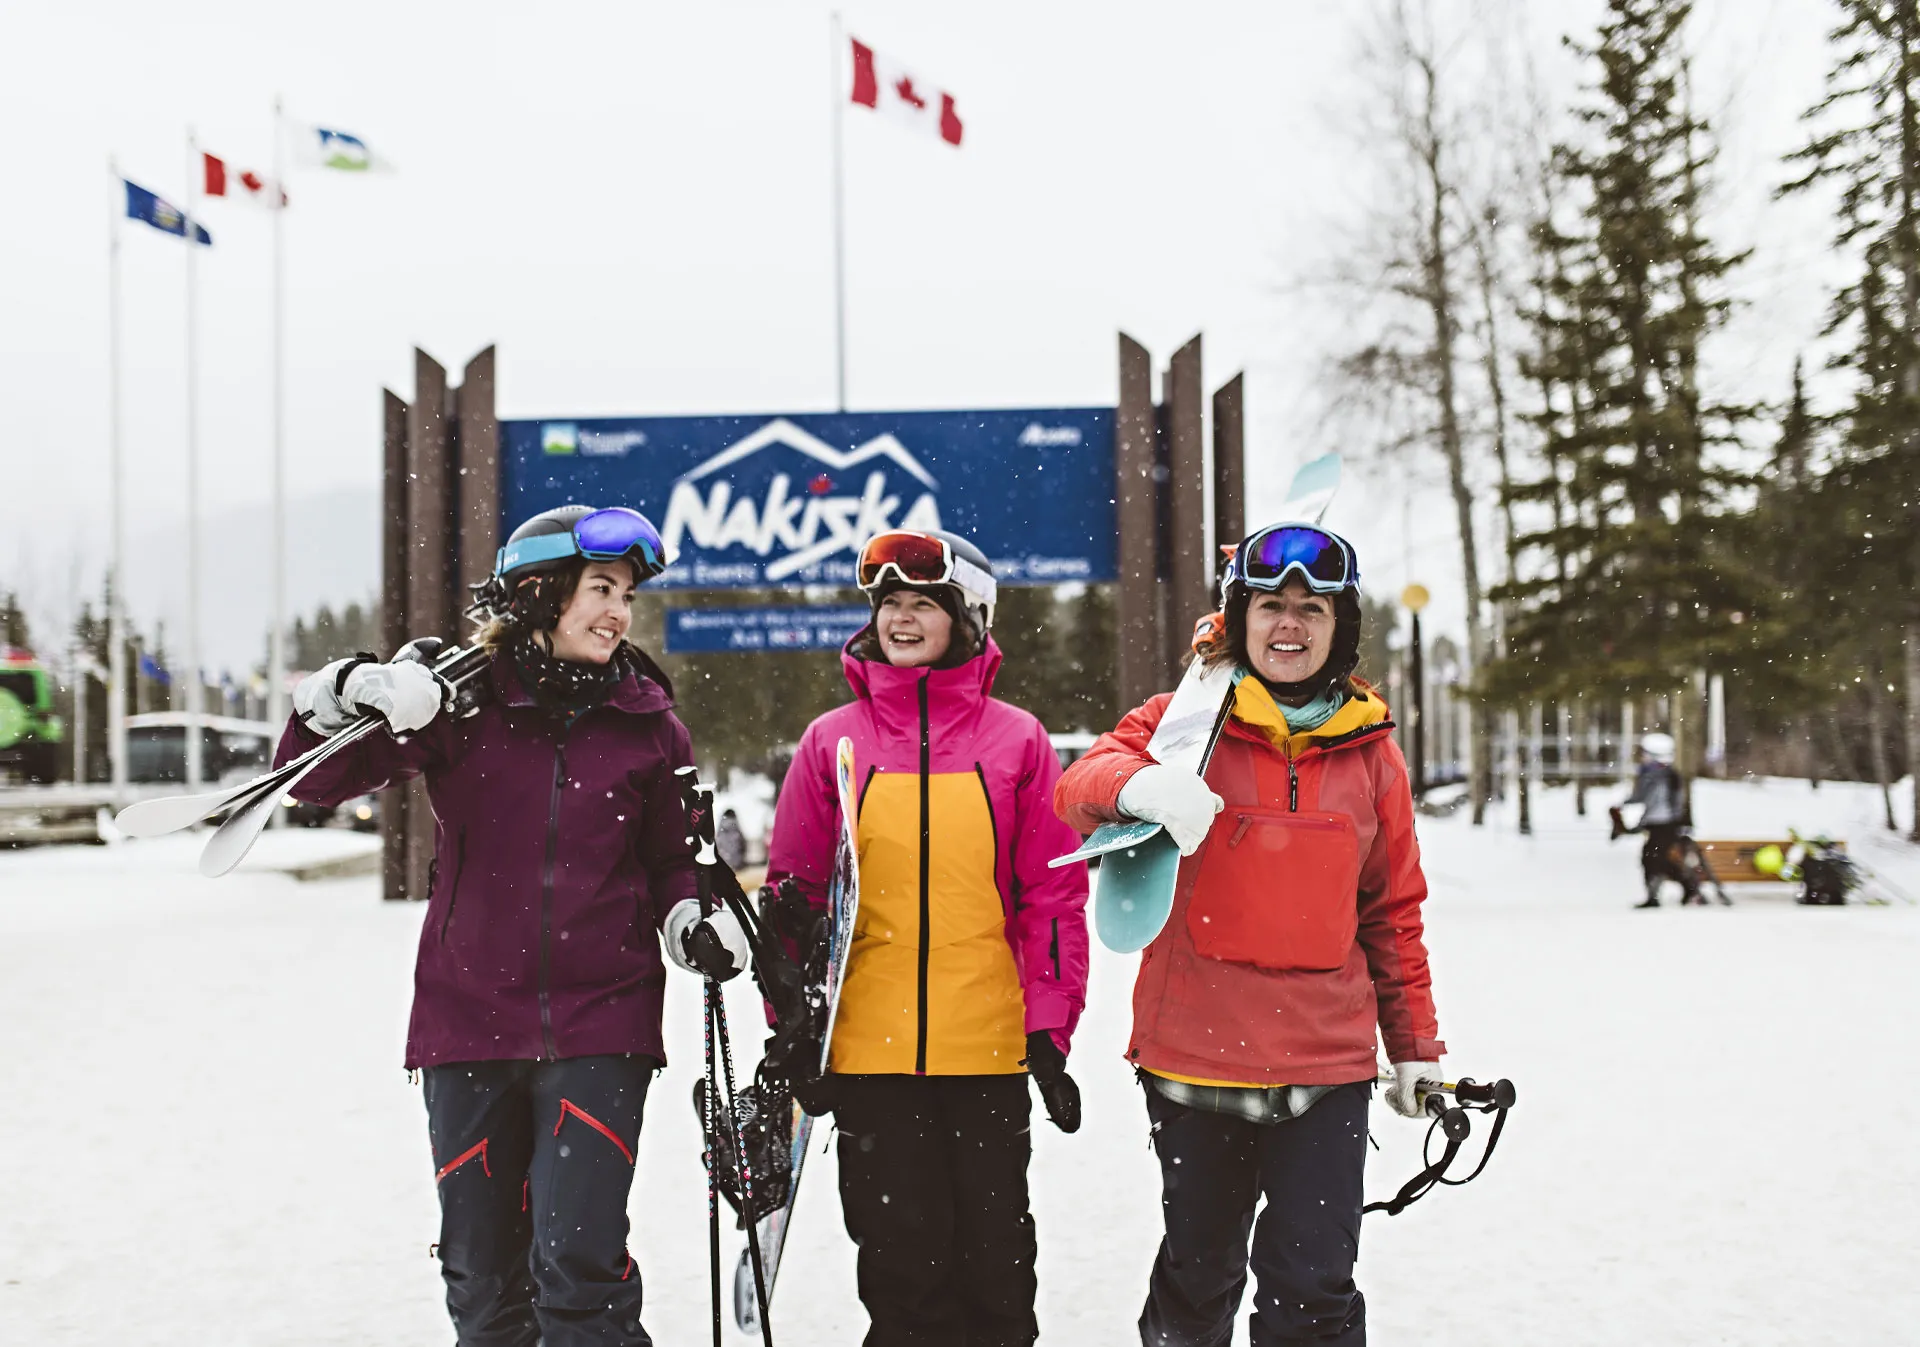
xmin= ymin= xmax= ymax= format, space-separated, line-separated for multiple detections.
xmin=495 ymin=507 xmax=672 ymax=582
xmin=1236 ymin=523 xmax=1358 ymax=594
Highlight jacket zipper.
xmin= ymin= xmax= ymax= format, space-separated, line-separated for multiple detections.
xmin=915 ymin=673 xmax=932 ymax=1077
xmin=1049 ymin=918 xmax=1060 ymax=980
xmin=1287 ymin=756 xmax=1300 ymax=812
xmin=439 ymin=825 xmax=467 ymax=943
xmin=538 ymin=729 xmax=572 ymax=1060
xmin=974 ymin=762 xmax=1010 ymax=909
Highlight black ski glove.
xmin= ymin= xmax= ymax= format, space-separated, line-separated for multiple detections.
xmin=1023 ymin=1030 xmax=1081 ymax=1134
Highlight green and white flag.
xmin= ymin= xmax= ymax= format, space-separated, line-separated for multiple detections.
xmin=292 ymin=123 xmax=393 ymax=172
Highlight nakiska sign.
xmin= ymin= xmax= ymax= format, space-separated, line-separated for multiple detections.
xmin=501 ymin=408 xmax=1115 ymax=590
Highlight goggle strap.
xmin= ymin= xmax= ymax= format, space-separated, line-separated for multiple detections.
xmin=949 ymin=554 xmax=997 ymax=609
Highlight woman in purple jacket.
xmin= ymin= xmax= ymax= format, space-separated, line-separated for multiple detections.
xmin=279 ymin=504 xmax=743 ymax=1347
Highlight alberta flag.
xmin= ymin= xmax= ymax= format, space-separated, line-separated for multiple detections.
xmin=292 ymin=124 xmax=393 ymax=172
xmin=123 ymin=180 xmax=211 ymax=245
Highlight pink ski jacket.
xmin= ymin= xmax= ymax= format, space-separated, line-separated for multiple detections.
xmin=765 ymin=636 xmax=1091 ymax=1073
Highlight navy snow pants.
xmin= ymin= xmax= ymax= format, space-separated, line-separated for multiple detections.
xmin=833 ymin=1073 xmax=1040 ymax=1347
xmin=1140 ymin=1080 xmax=1371 ymax=1346
xmin=423 ymin=1055 xmax=655 ymax=1347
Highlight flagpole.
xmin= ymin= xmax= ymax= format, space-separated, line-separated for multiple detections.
xmin=107 ymin=159 xmax=128 ymax=806
xmin=268 ymin=96 xmax=288 ymax=776
xmin=183 ymin=130 xmax=204 ymax=790
xmin=831 ymin=9 xmax=848 ymax=413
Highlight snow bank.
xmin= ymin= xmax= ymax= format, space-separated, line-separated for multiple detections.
xmin=0 ymin=778 xmax=1915 ymax=1344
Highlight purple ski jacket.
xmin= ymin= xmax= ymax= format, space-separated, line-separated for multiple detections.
xmin=274 ymin=649 xmax=698 ymax=1070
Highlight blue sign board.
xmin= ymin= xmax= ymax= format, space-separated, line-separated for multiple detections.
xmin=501 ymin=409 xmax=1115 ymax=590
xmin=665 ymin=605 xmax=870 ymax=654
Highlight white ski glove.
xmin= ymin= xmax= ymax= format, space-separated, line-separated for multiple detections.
xmin=1384 ymin=1061 xmax=1444 ymax=1119
xmin=663 ymin=899 xmax=751 ymax=982
xmin=294 ymin=657 xmax=445 ymax=735
xmin=1117 ymin=764 xmax=1225 ymax=856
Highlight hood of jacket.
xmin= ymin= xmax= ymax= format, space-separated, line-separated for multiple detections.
xmin=1225 ymin=675 xmax=1392 ymax=758
xmin=839 ymin=631 xmax=1004 ymax=743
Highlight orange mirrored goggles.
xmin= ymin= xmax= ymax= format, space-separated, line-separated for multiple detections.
xmin=856 ymin=531 xmax=958 ymax=591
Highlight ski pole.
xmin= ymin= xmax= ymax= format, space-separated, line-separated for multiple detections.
xmin=1366 ymin=1072 xmax=1518 ymax=1215
xmin=679 ymin=769 xmax=725 ymax=1347
xmin=679 ymin=768 xmax=777 ymax=1345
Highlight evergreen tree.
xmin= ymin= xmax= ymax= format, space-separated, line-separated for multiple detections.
xmin=1780 ymin=0 xmax=1920 ymax=834
xmin=1488 ymin=0 xmax=1754 ymax=766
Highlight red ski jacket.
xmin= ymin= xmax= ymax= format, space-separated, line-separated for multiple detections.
xmin=1054 ymin=677 xmax=1444 ymax=1086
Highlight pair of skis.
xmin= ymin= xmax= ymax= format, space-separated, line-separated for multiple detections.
xmin=1050 ymin=452 xmax=1342 ymax=952
xmin=735 ymin=735 xmax=860 ymax=1334
xmin=689 ymin=737 xmax=862 ymax=1339
xmin=109 ymin=638 xmax=488 ymax=874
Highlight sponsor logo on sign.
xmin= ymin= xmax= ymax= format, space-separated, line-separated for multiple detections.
xmin=579 ymin=428 xmax=646 ymax=457
xmin=1018 ymin=422 xmax=1083 ymax=447
xmin=662 ymin=419 xmax=943 ymax=583
xmin=541 ymin=423 xmax=578 ymax=456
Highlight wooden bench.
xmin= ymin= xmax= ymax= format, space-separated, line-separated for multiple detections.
xmin=1691 ymin=840 xmax=1819 ymax=884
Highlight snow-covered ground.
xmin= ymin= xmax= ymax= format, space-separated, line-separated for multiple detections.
xmin=2 ymin=777 xmax=1917 ymax=1345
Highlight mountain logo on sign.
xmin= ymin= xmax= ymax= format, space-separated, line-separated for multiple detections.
xmin=661 ymin=418 xmax=942 ymax=581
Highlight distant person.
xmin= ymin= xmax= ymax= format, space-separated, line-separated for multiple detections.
xmin=1611 ymin=731 xmax=1698 ymax=907
xmin=714 ymin=807 xmax=747 ymax=871
xmin=764 ymin=527 xmax=1090 ymax=1347
xmin=276 ymin=505 xmax=747 ymax=1347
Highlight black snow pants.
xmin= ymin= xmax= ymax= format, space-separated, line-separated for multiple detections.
xmin=1641 ymin=824 xmax=1697 ymax=899
xmin=833 ymin=1073 xmax=1039 ymax=1347
xmin=422 ymin=1054 xmax=655 ymax=1347
xmin=1140 ymin=1080 xmax=1371 ymax=1347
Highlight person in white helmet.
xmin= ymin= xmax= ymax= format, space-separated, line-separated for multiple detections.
xmin=1614 ymin=731 xmax=1698 ymax=907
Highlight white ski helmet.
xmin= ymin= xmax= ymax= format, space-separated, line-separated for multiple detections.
xmin=1639 ymin=732 xmax=1676 ymax=765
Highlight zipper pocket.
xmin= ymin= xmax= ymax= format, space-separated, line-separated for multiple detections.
xmin=1227 ymin=815 xmax=1254 ymax=848
xmin=1049 ymin=918 xmax=1061 ymax=979
xmin=439 ymin=825 xmax=467 ymax=943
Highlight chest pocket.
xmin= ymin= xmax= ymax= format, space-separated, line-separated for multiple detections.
xmin=1187 ymin=808 xmax=1359 ymax=971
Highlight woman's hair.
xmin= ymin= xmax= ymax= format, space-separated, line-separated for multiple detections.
xmin=1192 ymin=585 xmax=1363 ymax=694
xmin=474 ymin=557 xmax=591 ymax=654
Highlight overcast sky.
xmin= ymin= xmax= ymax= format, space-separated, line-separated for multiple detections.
xmin=0 ymin=0 xmax=1840 ymax=670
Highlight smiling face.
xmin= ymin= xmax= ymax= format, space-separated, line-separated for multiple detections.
xmin=875 ymin=590 xmax=953 ymax=668
xmin=1243 ymin=578 xmax=1336 ymax=688
xmin=546 ymin=562 xmax=637 ymax=664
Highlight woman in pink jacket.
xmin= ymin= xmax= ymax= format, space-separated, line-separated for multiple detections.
xmin=765 ymin=528 xmax=1090 ymax=1347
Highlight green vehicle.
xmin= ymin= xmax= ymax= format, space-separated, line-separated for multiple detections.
xmin=0 ymin=647 xmax=64 ymax=784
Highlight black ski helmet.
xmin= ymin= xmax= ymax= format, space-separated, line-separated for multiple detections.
xmin=471 ymin=504 xmax=668 ymax=631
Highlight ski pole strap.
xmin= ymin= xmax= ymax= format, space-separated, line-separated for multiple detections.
xmin=1364 ymin=1077 xmax=1515 ymax=1217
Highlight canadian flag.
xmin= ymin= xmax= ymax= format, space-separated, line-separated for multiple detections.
xmin=849 ymin=38 xmax=963 ymax=147
xmin=202 ymin=152 xmax=287 ymax=207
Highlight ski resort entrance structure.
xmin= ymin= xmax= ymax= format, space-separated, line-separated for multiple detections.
xmin=376 ymin=338 xmax=1245 ymax=900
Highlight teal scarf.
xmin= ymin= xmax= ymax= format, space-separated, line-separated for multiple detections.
xmin=1241 ymin=668 xmax=1346 ymax=732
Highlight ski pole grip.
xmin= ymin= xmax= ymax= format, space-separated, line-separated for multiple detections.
xmin=1450 ymin=1077 xmax=1517 ymax=1110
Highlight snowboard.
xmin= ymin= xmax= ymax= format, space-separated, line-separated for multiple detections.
xmin=735 ymin=734 xmax=861 ymax=1333
xmin=1050 ymin=451 xmax=1343 ymax=953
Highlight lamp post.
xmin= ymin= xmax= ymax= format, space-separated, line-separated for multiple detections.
xmin=1401 ymin=584 xmax=1430 ymax=796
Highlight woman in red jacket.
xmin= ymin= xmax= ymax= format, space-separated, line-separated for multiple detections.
xmin=1054 ymin=522 xmax=1444 ymax=1347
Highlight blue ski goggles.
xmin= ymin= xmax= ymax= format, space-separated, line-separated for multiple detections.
xmin=1235 ymin=523 xmax=1359 ymax=594
xmin=495 ymin=506 xmax=673 ymax=582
